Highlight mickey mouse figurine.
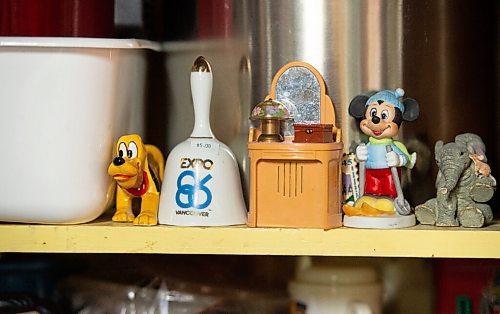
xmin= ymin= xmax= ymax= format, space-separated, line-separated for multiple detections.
xmin=343 ymin=88 xmax=419 ymax=228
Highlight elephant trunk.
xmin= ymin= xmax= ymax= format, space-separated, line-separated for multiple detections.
xmin=439 ymin=158 xmax=463 ymax=195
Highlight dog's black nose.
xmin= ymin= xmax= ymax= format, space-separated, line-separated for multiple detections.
xmin=372 ymin=115 xmax=381 ymax=124
xmin=113 ymin=156 xmax=125 ymax=166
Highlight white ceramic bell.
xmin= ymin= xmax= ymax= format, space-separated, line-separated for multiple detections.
xmin=158 ymin=56 xmax=247 ymax=226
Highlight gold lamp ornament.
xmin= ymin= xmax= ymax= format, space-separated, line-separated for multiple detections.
xmin=250 ymin=99 xmax=291 ymax=142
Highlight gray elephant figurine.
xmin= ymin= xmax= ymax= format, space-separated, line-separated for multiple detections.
xmin=415 ymin=133 xmax=496 ymax=227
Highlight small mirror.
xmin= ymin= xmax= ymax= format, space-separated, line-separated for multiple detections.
xmin=274 ymin=66 xmax=321 ymax=136
xmin=262 ymin=61 xmax=337 ymax=142
xmin=275 ymin=66 xmax=321 ymax=123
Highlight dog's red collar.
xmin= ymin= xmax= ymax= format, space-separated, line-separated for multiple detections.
xmin=126 ymin=171 xmax=149 ymax=196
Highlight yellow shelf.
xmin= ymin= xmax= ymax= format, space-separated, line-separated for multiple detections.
xmin=1 ymin=217 xmax=500 ymax=258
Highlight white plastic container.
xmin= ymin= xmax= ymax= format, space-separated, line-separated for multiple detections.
xmin=289 ymin=259 xmax=382 ymax=314
xmin=0 ymin=37 xmax=156 ymax=224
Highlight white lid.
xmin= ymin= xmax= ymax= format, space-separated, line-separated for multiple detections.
xmin=0 ymin=37 xmax=160 ymax=50
xmin=295 ymin=266 xmax=378 ymax=286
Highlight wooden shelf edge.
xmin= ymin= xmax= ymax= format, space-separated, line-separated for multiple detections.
xmin=1 ymin=220 xmax=499 ymax=258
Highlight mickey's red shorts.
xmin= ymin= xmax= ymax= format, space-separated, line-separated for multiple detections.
xmin=364 ymin=168 xmax=401 ymax=199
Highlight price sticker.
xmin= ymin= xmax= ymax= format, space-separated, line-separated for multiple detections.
xmin=191 ymin=139 xmax=220 ymax=155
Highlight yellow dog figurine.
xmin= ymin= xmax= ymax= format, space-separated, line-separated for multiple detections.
xmin=108 ymin=134 xmax=164 ymax=225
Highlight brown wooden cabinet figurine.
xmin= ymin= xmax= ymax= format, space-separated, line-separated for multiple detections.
xmin=293 ymin=124 xmax=334 ymax=143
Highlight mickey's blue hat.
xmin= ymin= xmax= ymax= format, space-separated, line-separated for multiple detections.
xmin=366 ymin=88 xmax=405 ymax=113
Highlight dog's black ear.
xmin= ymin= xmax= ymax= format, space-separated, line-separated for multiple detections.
xmin=402 ymin=98 xmax=420 ymax=121
xmin=349 ymin=95 xmax=368 ymax=118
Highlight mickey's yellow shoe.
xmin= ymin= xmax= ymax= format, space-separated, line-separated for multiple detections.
xmin=342 ymin=195 xmax=397 ymax=216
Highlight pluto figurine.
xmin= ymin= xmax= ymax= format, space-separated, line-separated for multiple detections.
xmin=343 ymin=88 xmax=420 ymax=228
xmin=108 ymin=134 xmax=164 ymax=225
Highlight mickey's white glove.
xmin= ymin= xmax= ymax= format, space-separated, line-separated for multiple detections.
xmin=386 ymin=151 xmax=405 ymax=167
xmin=356 ymin=143 xmax=368 ymax=162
